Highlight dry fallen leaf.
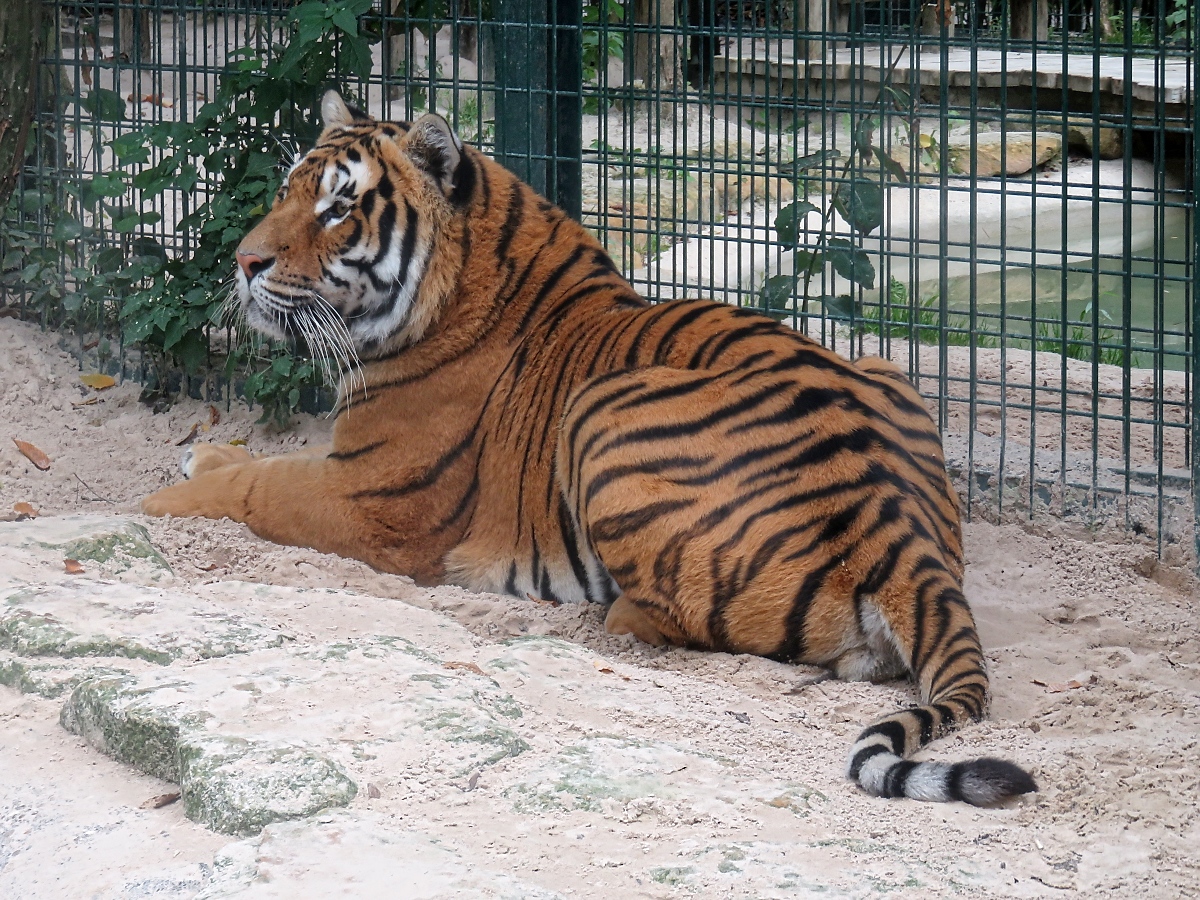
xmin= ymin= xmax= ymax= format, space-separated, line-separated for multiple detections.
xmin=72 ymin=396 xmax=100 ymax=408
xmin=139 ymin=792 xmax=181 ymax=809
xmin=229 ymin=438 xmax=248 ymax=447
xmin=12 ymin=502 xmax=38 ymax=519
xmin=79 ymin=373 xmax=116 ymax=390
xmin=525 ymin=592 xmax=562 ymax=608
xmin=209 ymin=405 xmax=221 ymax=427
xmin=13 ymin=439 xmax=51 ymax=470
xmin=64 ymin=559 xmax=84 ymax=574
xmin=466 ymin=771 xmax=480 ymax=791
xmin=176 ymin=423 xmax=200 ymax=446
xmin=367 ymin=783 xmax=382 ymax=799
xmin=592 ymin=660 xmax=615 ymax=674
xmin=444 ymin=661 xmax=485 ymax=676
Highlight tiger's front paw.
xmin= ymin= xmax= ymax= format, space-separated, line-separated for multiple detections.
xmin=181 ymin=443 xmax=253 ymax=478
xmin=141 ymin=477 xmax=237 ymax=520
xmin=141 ymin=482 xmax=202 ymax=518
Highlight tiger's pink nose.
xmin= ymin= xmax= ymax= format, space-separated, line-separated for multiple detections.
xmin=237 ymin=251 xmax=272 ymax=280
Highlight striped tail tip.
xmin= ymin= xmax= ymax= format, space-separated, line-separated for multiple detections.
xmin=850 ymin=750 xmax=1038 ymax=805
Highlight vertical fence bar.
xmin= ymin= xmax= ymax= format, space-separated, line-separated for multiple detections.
xmin=1193 ymin=0 xmax=1200 ymax=571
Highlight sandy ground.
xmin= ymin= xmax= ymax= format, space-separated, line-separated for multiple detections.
xmin=0 ymin=317 xmax=1198 ymax=898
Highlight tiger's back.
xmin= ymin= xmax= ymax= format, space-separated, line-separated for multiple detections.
xmin=143 ymin=92 xmax=1035 ymax=805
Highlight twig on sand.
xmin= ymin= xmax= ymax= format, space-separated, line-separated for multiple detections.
xmin=73 ymin=473 xmax=113 ymax=503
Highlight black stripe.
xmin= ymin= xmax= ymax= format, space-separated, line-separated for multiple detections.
xmin=589 ymin=498 xmax=693 ymax=544
xmin=351 ymin=431 xmax=473 ymax=499
xmin=848 ymin=742 xmax=891 ymax=781
xmin=883 ymin=760 xmax=919 ymax=798
xmin=556 ymin=493 xmax=593 ymax=602
xmin=328 ymin=439 xmax=386 ymax=461
xmin=513 ymin=246 xmax=588 ymax=335
xmin=496 ymin=185 xmax=524 ymax=261
xmin=449 ymin=153 xmax=477 ymax=207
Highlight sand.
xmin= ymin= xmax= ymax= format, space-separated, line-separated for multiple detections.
xmin=0 ymin=316 xmax=1197 ymax=898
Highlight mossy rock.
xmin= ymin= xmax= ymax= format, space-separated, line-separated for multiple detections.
xmin=0 ymin=651 xmax=130 ymax=698
xmin=59 ymin=673 xmax=197 ymax=780
xmin=179 ymin=734 xmax=358 ymax=836
xmin=56 ymin=522 xmax=172 ymax=573
xmin=1 ymin=582 xmax=286 ymax=664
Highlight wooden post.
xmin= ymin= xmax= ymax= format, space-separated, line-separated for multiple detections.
xmin=632 ymin=0 xmax=681 ymax=91
xmin=792 ymin=0 xmax=832 ymax=59
xmin=1010 ymin=0 xmax=1050 ymax=41
xmin=117 ymin=8 xmax=152 ymax=64
xmin=0 ymin=0 xmax=44 ymax=212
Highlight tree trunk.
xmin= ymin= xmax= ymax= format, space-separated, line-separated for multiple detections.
xmin=0 ymin=0 xmax=44 ymax=212
xmin=633 ymin=0 xmax=681 ymax=92
xmin=117 ymin=9 xmax=152 ymax=64
xmin=1097 ymin=0 xmax=1117 ymax=41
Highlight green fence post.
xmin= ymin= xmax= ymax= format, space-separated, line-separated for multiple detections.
xmin=493 ymin=0 xmax=581 ymax=215
xmin=494 ymin=0 xmax=548 ymax=194
xmin=1193 ymin=0 xmax=1199 ymax=573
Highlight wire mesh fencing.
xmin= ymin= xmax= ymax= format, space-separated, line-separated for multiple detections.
xmin=1 ymin=0 xmax=1196 ymax=567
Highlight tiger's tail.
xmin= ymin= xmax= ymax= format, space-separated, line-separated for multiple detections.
xmin=846 ymin=581 xmax=1037 ymax=805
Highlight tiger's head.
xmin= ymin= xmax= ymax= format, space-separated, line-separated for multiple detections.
xmin=235 ymin=91 xmax=473 ymax=359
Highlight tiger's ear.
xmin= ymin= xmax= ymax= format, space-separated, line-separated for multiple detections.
xmin=403 ymin=113 xmax=463 ymax=197
xmin=320 ymin=90 xmax=372 ymax=130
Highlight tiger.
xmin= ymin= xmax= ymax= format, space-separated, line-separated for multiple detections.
xmin=142 ymin=90 xmax=1036 ymax=806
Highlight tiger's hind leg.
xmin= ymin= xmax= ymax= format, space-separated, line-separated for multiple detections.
xmin=557 ymin=365 xmax=789 ymax=656
xmin=604 ymin=594 xmax=669 ymax=647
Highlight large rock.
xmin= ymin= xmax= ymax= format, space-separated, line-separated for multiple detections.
xmin=57 ymin=635 xmax=528 ymax=834
xmin=1062 ymin=117 xmax=1123 ymax=160
xmin=946 ymin=131 xmax=1062 ymax=177
xmin=195 ymin=813 xmax=563 ymax=899
xmin=0 ymin=516 xmax=173 ymax=587
xmin=1 ymin=580 xmax=290 ymax=663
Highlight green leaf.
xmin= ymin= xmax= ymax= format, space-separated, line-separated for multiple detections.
xmin=792 ymin=249 xmax=825 ymax=274
xmin=174 ymin=330 xmax=209 ymax=373
xmin=130 ymin=237 xmax=168 ymax=262
xmin=883 ymin=85 xmax=912 ymax=111
xmin=821 ymin=294 xmax=859 ymax=320
xmin=872 ymin=147 xmax=908 ymax=183
xmin=163 ymin=315 xmax=186 ymax=350
xmin=757 ymin=274 xmax=797 ymax=313
xmin=243 ymin=152 xmax=278 ymax=182
xmin=331 ymin=6 xmax=359 ymax=34
xmin=832 ymin=181 xmax=884 ymax=235
xmin=51 ymin=216 xmax=84 ymax=242
xmin=93 ymin=247 xmax=126 ymax=274
xmin=91 ymin=172 xmax=128 ymax=199
xmin=781 ymin=149 xmax=841 ymax=174
xmin=81 ymin=88 xmax=127 ymax=122
xmin=825 ymin=238 xmax=876 ymax=289
xmin=853 ymin=120 xmax=875 ymax=157
xmin=342 ymin=34 xmax=375 ymax=80
xmin=773 ymin=201 xmax=819 ymax=246
xmin=111 ymin=213 xmax=142 ymax=233
xmin=109 ymin=132 xmax=150 ymax=164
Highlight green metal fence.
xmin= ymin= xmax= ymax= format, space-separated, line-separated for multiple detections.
xmin=2 ymin=0 xmax=1197 ymax=568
